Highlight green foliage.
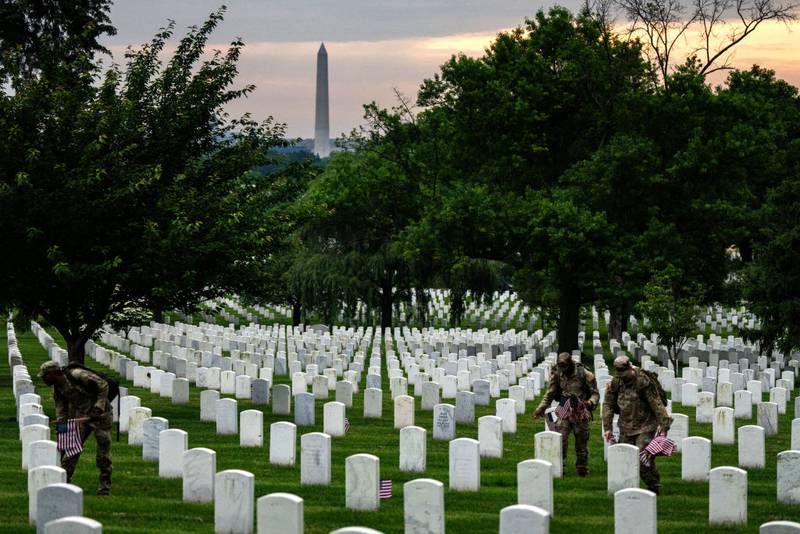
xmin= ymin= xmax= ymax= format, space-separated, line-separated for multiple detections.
xmin=0 ymin=0 xmax=115 ymax=81
xmin=402 ymin=6 xmax=655 ymax=349
xmin=741 ymin=175 xmax=800 ymax=354
xmin=636 ymin=266 xmax=703 ymax=370
xmin=0 ymin=7 xmax=285 ymax=360
xmin=3 ymin=1 xmax=800 ymax=359
xmin=240 ymin=157 xmax=321 ymax=325
xmin=292 ymin=150 xmax=423 ymax=328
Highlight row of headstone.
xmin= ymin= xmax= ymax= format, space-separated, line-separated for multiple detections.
xmin=98 ymin=313 xmax=552 ymax=459
xmin=34 ymin=310 xmax=796 ymax=534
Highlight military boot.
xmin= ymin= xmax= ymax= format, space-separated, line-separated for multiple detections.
xmin=97 ymin=469 xmax=111 ymax=496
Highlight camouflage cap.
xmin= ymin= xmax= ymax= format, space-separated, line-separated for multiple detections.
xmin=38 ymin=360 xmax=62 ymax=378
xmin=613 ymin=355 xmax=632 ymax=375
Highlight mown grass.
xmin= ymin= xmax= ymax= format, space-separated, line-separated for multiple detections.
xmin=2 ymin=324 xmax=798 ymax=534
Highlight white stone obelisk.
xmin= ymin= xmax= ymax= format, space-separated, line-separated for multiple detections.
xmin=314 ymin=43 xmax=330 ymax=158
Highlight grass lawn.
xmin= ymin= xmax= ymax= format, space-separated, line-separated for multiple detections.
xmin=2 ymin=323 xmax=798 ymax=533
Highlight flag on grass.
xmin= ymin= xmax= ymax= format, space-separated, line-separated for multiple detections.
xmin=380 ymin=479 xmax=392 ymax=499
xmin=56 ymin=419 xmax=84 ymax=458
xmin=344 ymin=417 xmax=350 ymax=434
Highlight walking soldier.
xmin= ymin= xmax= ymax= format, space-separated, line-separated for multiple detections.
xmin=533 ymin=352 xmax=599 ymax=476
xmin=602 ymin=355 xmax=672 ymax=495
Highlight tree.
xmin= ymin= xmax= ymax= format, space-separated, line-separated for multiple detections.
xmin=0 ymin=8 xmax=285 ymax=362
xmin=636 ymin=266 xmax=702 ymax=371
xmin=240 ymin=156 xmax=321 ymax=326
xmin=740 ymin=175 xmax=800 ymax=354
xmin=614 ymin=0 xmax=798 ymax=88
xmin=408 ymin=6 xmax=654 ymax=350
xmin=570 ymin=62 xmax=800 ymax=342
xmin=298 ymin=150 xmax=420 ymax=330
xmin=0 ymin=0 xmax=115 ymax=81
xmin=562 ymin=134 xmax=671 ymax=340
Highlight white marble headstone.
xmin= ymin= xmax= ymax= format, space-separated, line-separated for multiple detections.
xmin=345 ymin=454 xmax=380 ymax=511
xmin=257 ymin=492 xmax=303 ymax=534
xmin=403 ymin=478 xmax=444 ymax=534
xmin=214 ymin=470 xmax=254 ymax=534
xmin=517 ymin=459 xmax=553 ymax=516
xmin=448 ymin=437 xmax=480 ymax=491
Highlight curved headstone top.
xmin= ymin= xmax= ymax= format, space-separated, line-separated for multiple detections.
xmin=309 ymin=324 xmax=329 ymax=334
xmin=760 ymin=521 xmax=800 ymax=533
xmin=330 ymin=528 xmax=384 ymax=534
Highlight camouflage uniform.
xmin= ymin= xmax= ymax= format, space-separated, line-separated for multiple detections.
xmin=53 ymin=367 xmax=113 ymax=494
xmin=535 ymin=364 xmax=600 ymax=475
xmin=602 ymin=368 xmax=671 ymax=493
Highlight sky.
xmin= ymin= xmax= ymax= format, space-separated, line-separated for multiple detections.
xmin=103 ymin=1 xmax=800 ymax=139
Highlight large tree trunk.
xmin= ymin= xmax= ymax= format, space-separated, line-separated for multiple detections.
xmin=450 ymin=292 xmax=464 ymax=327
xmin=380 ymin=279 xmax=393 ymax=332
xmin=152 ymin=308 xmax=164 ymax=324
xmin=56 ymin=327 xmax=92 ymax=364
xmin=292 ymin=300 xmax=302 ymax=327
xmin=66 ymin=336 xmax=87 ymax=364
xmin=415 ymin=288 xmax=428 ymax=326
xmin=51 ymin=318 xmax=92 ymax=364
xmin=557 ymin=285 xmax=581 ymax=353
xmin=608 ymin=300 xmax=631 ymax=342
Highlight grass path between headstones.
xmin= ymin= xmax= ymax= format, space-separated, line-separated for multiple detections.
xmin=2 ymin=323 xmax=798 ymax=533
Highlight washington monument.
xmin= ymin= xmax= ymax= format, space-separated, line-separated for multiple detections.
xmin=314 ymin=42 xmax=330 ymax=158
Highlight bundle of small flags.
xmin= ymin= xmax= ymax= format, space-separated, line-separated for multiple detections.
xmin=56 ymin=419 xmax=84 ymax=458
xmin=640 ymin=432 xmax=677 ymax=466
xmin=554 ymin=396 xmax=590 ymax=423
xmin=344 ymin=417 xmax=350 ymax=434
xmin=379 ymin=479 xmax=393 ymax=499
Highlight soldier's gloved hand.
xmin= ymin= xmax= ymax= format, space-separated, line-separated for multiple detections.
xmin=584 ymin=400 xmax=595 ymax=412
xmin=532 ymin=407 xmax=545 ymax=419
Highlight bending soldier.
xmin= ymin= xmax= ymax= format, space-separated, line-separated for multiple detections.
xmin=533 ymin=352 xmax=599 ymax=476
xmin=39 ymin=361 xmax=113 ymax=495
xmin=602 ymin=355 xmax=671 ymax=495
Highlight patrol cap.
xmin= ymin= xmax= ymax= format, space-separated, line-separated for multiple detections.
xmin=38 ymin=361 xmax=62 ymax=378
xmin=613 ymin=355 xmax=632 ymax=375
xmin=556 ymin=352 xmax=572 ymax=364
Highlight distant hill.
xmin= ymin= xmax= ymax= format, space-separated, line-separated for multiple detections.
xmin=273 ymin=138 xmax=352 ymax=156
xmin=274 ymin=138 xmax=316 ymax=154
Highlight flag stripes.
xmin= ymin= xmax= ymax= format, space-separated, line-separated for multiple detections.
xmin=379 ymin=479 xmax=392 ymax=499
xmin=56 ymin=419 xmax=84 ymax=458
xmin=640 ymin=432 xmax=676 ymax=466
xmin=554 ymin=396 xmax=590 ymax=422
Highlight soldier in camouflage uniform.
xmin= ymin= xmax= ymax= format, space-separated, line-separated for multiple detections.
xmin=533 ymin=352 xmax=600 ymax=476
xmin=39 ymin=361 xmax=113 ymax=495
xmin=602 ymin=355 xmax=671 ymax=495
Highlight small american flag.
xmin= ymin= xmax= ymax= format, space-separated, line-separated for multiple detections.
xmin=554 ymin=397 xmax=589 ymax=422
xmin=379 ymin=479 xmax=392 ymax=499
xmin=56 ymin=419 xmax=84 ymax=458
xmin=344 ymin=417 xmax=350 ymax=434
xmin=640 ymin=432 xmax=676 ymax=466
